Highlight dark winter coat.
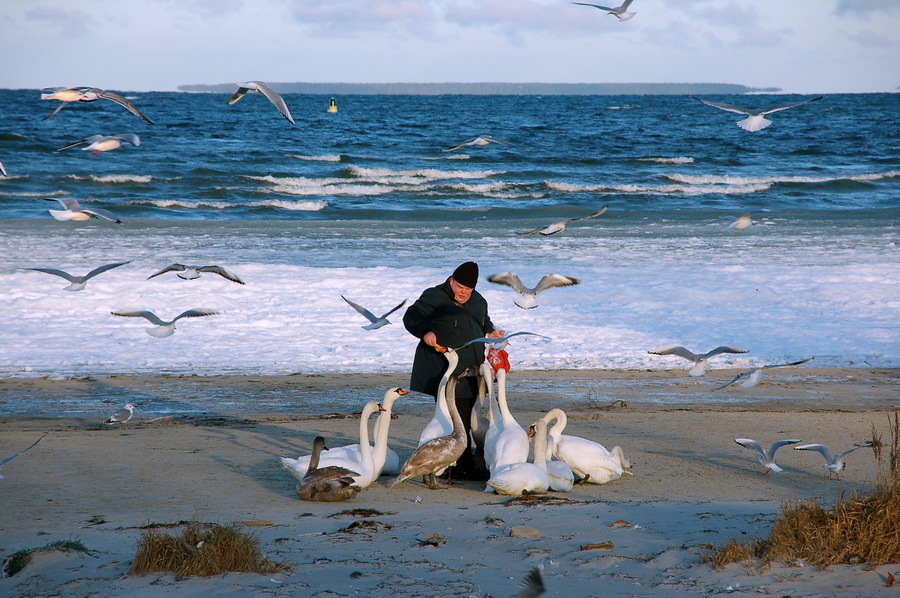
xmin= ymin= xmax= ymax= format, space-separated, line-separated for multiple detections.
xmin=403 ymin=279 xmax=496 ymax=398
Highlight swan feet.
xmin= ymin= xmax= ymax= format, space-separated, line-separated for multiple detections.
xmin=573 ymin=474 xmax=592 ymax=486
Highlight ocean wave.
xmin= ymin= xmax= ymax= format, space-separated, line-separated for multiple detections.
xmin=546 ymin=181 xmax=770 ymax=196
xmin=0 ymin=189 xmax=67 ymax=198
xmin=640 ymin=157 xmax=695 ymax=164
xmin=140 ymin=198 xmax=327 ymax=211
xmin=67 ymin=174 xmax=156 ymax=184
xmin=292 ymin=154 xmax=342 ymax=162
xmin=343 ymin=165 xmax=503 ymax=181
xmin=664 ymin=170 xmax=900 ymax=186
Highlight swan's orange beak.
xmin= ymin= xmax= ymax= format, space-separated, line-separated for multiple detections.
xmin=377 ymin=403 xmax=387 ymax=412
xmin=398 ymin=389 xmax=410 ymax=395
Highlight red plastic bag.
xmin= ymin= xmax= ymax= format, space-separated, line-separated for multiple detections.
xmin=487 ymin=347 xmax=510 ymax=373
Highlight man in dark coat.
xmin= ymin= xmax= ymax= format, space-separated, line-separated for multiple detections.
xmin=403 ymin=261 xmax=504 ymax=479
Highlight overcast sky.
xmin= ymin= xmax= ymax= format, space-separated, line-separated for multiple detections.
xmin=2 ymin=0 xmax=898 ymax=94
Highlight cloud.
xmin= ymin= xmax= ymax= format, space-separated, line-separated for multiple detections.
xmin=25 ymin=7 xmax=98 ymax=37
xmin=845 ymin=28 xmax=898 ymax=47
xmin=288 ymin=0 xmax=434 ymax=36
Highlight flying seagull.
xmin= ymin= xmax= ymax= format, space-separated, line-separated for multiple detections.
xmin=57 ymin=134 xmax=141 ymax=154
xmin=488 ymin=272 xmax=580 ymax=310
xmin=519 ymin=205 xmax=609 ymax=236
xmin=147 ymin=263 xmax=245 ymax=285
xmin=41 ymin=87 xmax=154 ymax=123
xmin=649 ymin=345 xmax=749 ymax=376
xmin=512 ymin=568 xmax=546 ymax=598
xmin=443 ymin=135 xmax=516 ymax=152
xmin=43 ymin=197 xmax=122 ymax=223
xmin=0 ymin=159 xmax=7 ymax=176
xmin=0 ymin=436 xmax=46 ymax=479
xmin=341 ymin=295 xmax=407 ymax=330
xmin=691 ymin=95 xmax=824 ymax=132
xmin=572 ymin=1 xmax=636 ymax=21
xmin=104 ymin=403 xmax=135 ymax=429
xmin=227 ymin=81 xmax=295 ymax=124
xmin=22 ymin=260 xmax=132 ymax=291
xmin=794 ymin=441 xmax=873 ymax=479
xmin=717 ymin=357 xmax=814 ymax=390
xmin=717 ymin=209 xmax=771 ymax=230
xmin=453 ymin=331 xmax=551 ymax=351
xmin=111 ymin=308 xmax=220 ymax=337
xmin=734 ymin=438 xmax=802 ymax=475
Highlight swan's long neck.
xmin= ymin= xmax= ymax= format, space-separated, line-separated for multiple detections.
xmin=357 ymin=401 xmax=380 ymax=465
xmin=435 ymin=350 xmax=459 ymax=420
xmin=538 ymin=408 xmax=567 ymax=459
xmin=495 ymin=368 xmax=516 ymax=426
xmin=372 ymin=391 xmax=400 ymax=463
xmin=533 ymin=420 xmax=548 ymax=471
xmin=445 ymin=376 xmax=465 ymax=440
xmin=307 ymin=438 xmax=325 ymax=474
xmin=482 ymin=363 xmax=500 ymax=427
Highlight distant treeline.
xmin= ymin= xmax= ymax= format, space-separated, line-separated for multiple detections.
xmin=177 ymin=82 xmax=779 ymax=96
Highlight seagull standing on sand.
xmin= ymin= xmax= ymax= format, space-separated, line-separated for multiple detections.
xmin=147 ymin=263 xmax=245 ymax=285
xmin=518 ymin=205 xmax=608 ymax=236
xmin=0 ymin=436 xmax=45 ymax=479
xmin=649 ymin=345 xmax=749 ymax=376
xmin=717 ymin=357 xmax=814 ymax=390
xmin=104 ymin=404 xmax=135 ymax=429
xmin=43 ymin=197 xmax=122 ymax=223
xmin=227 ymin=81 xmax=295 ymax=124
xmin=41 ymin=87 xmax=154 ymax=123
xmin=57 ymin=134 xmax=141 ymax=154
xmin=111 ymin=309 xmax=219 ymax=337
xmin=443 ymin=135 xmax=516 ymax=152
xmin=691 ymin=95 xmax=824 ymax=132
xmin=734 ymin=438 xmax=802 ymax=475
xmin=341 ymin=295 xmax=407 ymax=330
xmin=572 ymin=0 xmax=636 ymax=21
xmin=488 ymin=273 xmax=580 ymax=310
xmin=22 ymin=260 xmax=131 ymax=291
xmin=794 ymin=441 xmax=873 ymax=479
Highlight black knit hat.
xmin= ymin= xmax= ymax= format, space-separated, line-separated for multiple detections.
xmin=451 ymin=261 xmax=479 ymax=288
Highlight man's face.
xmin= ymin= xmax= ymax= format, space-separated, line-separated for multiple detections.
xmin=449 ymin=278 xmax=474 ymax=304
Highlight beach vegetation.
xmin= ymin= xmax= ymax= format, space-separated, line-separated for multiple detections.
xmin=129 ymin=520 xmax=289 ymax=577
xmin=2 ymin=539 xmax=91 ymax=577
xmin=703 ymin=413 xmax=900 ymax=569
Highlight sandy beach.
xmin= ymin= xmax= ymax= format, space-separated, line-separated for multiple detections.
xmin=1 ymin=367 xmax=898 ymax=597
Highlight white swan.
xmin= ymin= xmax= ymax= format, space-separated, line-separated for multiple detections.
xmin=281 ymin=400 xmax=384 ymax=487
xmin=296 ymin=436 xmax=361 ymax=502
xmin=529 ymin=413 xmax=575 ymax=492
xmin=417 ymin=348 xmax=460 ymax=447
xmin=280 ymin=388 xmax=408 ymax=478
xmin=484 ymin=367 xmax=530 ymax=488
xmin=470 ymin=364 xmax=493 ymax=452
xmin=539 ymin=408 xmax=631 ymax=484
xmin=487 ymin=419 xmax=551 ymax=496
xmin=393 ymin=369 xmax=469 ymax=489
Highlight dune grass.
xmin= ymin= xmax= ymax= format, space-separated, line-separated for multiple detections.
xmin=2 ymin=539 xmax=91 ymax=577
xmin=702 ymin=413 xmax=900 ymax=569
xmin=129 ymin=520 xmax=288 ymax=577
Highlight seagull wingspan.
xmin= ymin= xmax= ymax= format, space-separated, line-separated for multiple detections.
xmin=252 ymin=81 xmax=295 ymax=124
xmin=760 ymin=357 xmax=814 ymax=370
xmin=84 ymin=260 xmax=132 ymax=279
xmin=760 ymin=96 xmax=824 ymax=116
xmin=92 ymin=88 xmax=154 ymax=124
xmin=487 ymin=272 xmax=527 ymax=294
xmin=648 ymin=345 xmax=700 ymax=361
xmin=147 ymin=263 xmax=187 ymax=279
xmin=533 ymin=274 xmax=580 ymax=294
xmin=692 ymin=97 xmax=754 ymax=115
xmin=341 ymin=295 xmax=380 ymax=323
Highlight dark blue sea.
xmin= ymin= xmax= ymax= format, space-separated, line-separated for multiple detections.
xmin=1 ymin=89 xmax=897 ymax=221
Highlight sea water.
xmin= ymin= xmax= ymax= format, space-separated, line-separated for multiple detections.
xmin=0 ymin=90 xmax=897 ymax=384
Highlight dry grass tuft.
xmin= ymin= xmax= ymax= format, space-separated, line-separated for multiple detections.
xmin=703 ymin=413 xmax=900 ymax=569
xmin=129 ymin=520 xmax=288 ymax=577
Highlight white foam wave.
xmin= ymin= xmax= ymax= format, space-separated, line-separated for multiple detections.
xmin=665 ymin=170 xmax=900 ymax=186
xmin=292 ymin=154 xmax=342 ymax=162
xmin=640 ymin=157 xmax=695 ymax=164
xmin=0 ymin=189 xmax=67 ymax=198
xmin=144 ymin=198 xmax=327 ymax=211
xmin=67 ymin=174 xmax=154 ymax=184
xmin=344 ymin=165 xmax=503 ymax=181
xmin=546 ymin=181 xmax=770 ymax=196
